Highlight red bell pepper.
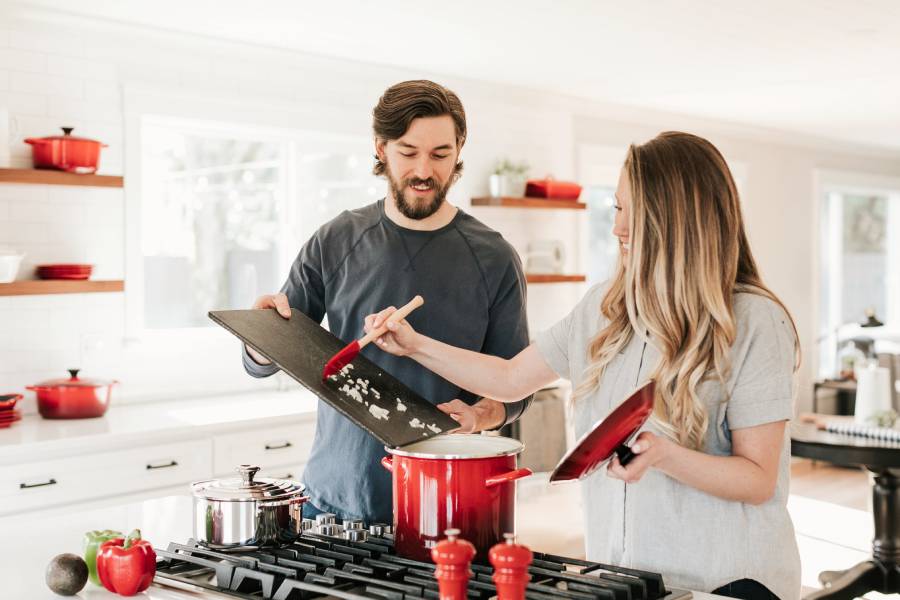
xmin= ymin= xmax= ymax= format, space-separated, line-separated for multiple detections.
xmin=96 ymin=529 xmax=156 ymax=596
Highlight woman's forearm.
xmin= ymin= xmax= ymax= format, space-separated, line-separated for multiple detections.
xmin=656 ymin=439 xmax=777 ymax=505
xmin=410 ymin=337 xmax=552 ymax=403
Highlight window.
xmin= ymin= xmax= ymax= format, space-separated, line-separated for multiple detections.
xmin=584 ymin=185 xmax=619 ymax=286
xmin=139 ymin=117 xmax=384 ymax=331
xmin=819 ymin=185 xmax=900 ymax=377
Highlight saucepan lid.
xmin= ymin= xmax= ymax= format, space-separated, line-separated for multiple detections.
xmin=549 ymin=380 xmax=655 ymax=483
xmin=191 ymin=464 xmax=307 ymax=502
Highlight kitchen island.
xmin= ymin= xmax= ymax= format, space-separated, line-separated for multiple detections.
xmin=0 ymin=494 xmax=724 ymax=599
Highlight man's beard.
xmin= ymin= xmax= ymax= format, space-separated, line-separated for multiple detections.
xmin=386 ymin=163 xmax=452 ymax=220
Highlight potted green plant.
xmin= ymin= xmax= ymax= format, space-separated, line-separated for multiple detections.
xmin=489 ymin=159 xmax=529 ymax=198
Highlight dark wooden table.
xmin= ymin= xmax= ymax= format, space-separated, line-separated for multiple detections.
xmin=792 ymin=422 xmax=900 ymax=598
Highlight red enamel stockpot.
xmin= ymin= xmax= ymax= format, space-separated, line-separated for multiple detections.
xmin=381 ymin=434 xmax=533 ymax=563
xmin=27 ymin=369 xmax=117 ymax=419
xmin=25 ymin=127 xmax=107 ymax=174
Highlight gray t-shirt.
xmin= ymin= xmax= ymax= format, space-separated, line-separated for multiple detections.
xmin=243 ymin=199 xmax=532 ymax=523
xmin=535 ymin=283 xmax=800 ymax=599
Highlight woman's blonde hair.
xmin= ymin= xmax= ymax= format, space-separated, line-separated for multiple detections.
xmin=574 ymin=131 xmax=799 ymax=450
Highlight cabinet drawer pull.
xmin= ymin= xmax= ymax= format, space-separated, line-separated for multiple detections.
xmin=20 ymin=478 xmax=57 ymax=489
xmin=264 ymin=441 xmax=293 ymax=451
xmin=146 ymin=460 xmax=179 ymax=470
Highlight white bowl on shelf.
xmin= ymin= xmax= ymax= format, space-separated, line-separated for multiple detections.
xmin=0 ymin=250 xmax=25 ymax=283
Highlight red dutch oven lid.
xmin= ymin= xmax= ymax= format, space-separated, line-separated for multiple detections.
xmin=549 ymin=380 xmax=656 ymax=483
xmin=30 ymin=369 xmax=113 ymax=390
xmin=25 ymin=127 xmax=105 ymax=145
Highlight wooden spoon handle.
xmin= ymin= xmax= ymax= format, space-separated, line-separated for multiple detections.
xmin=358 ymin=295 xmax=424 ymax=349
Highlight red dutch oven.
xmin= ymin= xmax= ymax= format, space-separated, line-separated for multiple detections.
xmin=27 ymin=369 xmax=117 ymax=419
xmin=381 ymin=434 xmax=532 ymax=563
xmin=25 ymin=127 xmax=107 ymax=174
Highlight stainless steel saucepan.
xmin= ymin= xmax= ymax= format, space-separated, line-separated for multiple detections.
xmin=190 ymin=464 xmax=309 ymax=548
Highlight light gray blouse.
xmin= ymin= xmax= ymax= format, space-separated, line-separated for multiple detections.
xmin=535 ymin=283 xmax=800 ymax=599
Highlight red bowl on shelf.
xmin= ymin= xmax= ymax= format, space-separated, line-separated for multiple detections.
xmin=524 ymin=178 xmax=583 ymax=200
xmin=36 ymin=264 xmax=93 ymax=280
xmin=0 ymin=394 xmax=22 ymax=410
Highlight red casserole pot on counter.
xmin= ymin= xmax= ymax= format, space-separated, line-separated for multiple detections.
xmin=27 ymin=369 xmax=117 ymax=419
xmin=381 ymin=434 xmax=532 ymax=563
xmin=25 ymin=127 xmax=107 ymax=174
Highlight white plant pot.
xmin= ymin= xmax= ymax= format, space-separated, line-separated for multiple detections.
xmin=489 ymin=174 xmax=526 ymax=198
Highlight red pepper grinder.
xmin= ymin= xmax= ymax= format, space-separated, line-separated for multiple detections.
xmin=489 ymin=533 xmax=533 ymax=600
xmin=431 ymin=528 xmax=476 ymax=600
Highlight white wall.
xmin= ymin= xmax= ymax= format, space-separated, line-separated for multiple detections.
xmin=1 ymin=6 xmax=899 ymax=414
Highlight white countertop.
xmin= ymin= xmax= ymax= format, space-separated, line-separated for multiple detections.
xmin=0 ymin=493 xmax=722 ymax=599
xmin=0 ymin=388 xmax=319 ymax=464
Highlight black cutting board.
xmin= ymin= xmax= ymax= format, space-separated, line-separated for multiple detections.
xmin=209 ymin=308 xmax=458 ymax=448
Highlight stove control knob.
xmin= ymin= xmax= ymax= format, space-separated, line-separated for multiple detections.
xmin=368 ymin=524 xmax=385 ymax=536
xmin=317 ymin=524 xmax=342 ymax=537
xmin=344 ymin=529 xmax=369 ymax=542
xmin=300 ymin=518 xmax=316 ymax=532
xmin=343 ymin=519 xmax=364 ymax=530
xmin=315 ymin=513 xmax=336 ymax=525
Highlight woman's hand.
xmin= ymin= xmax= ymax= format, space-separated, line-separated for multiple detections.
xmin=606 ymin=431 xmax=672 ymax=484
xmin=363 ymin=306 xmax=422 ymax=357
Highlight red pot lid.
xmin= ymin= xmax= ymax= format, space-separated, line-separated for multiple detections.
xmin=32 ymin=369 xmax=111 ymax=389
xmin=549 ymin=380 xmax=656 ymax=483
xmin=29 ymin=127 xmax=100 ymax=143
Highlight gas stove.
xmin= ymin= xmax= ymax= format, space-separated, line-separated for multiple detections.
xmin=154 ymin=525 xmax=691 ymax=600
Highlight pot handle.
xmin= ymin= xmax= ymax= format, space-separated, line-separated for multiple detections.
xmin=380 ymin=456 xmax=393 ymax=472
xmin=485 ymin=467 xmax=533 ymax=488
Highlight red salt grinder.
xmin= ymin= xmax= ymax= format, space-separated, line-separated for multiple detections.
xmin=489 ymin=533 xmax=533 ymax=600
xmin=431 ymin=528 xmax=476 ymax=600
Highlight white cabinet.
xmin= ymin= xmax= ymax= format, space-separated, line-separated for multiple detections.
xmin=0 ymin=391 xmax=318 ymax=516
xmin=212 ymin=422 xmax=315 ymax=476
xmin=0 ymin=439 xmax=211 ymax=516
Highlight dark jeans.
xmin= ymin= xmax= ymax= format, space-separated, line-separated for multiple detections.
xmin=301 ymin=501 xmax=328 ymax=520
xmin=712 ymin=579 xmax=780 ymax=600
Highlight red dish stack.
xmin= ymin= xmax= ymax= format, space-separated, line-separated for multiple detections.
xmin=0 ymin=394 xmax=23 ymax=429
xmin=36 ymin=264 xmax=93 ymax=280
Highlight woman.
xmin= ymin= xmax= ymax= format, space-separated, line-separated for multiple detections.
xmin=367 ymin=131 xmax=801 ymax=599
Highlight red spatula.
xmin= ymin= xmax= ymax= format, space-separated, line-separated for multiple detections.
xmin=322 ymin=295 xmax=424 ymax=380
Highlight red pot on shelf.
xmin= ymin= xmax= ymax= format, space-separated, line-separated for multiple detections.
xmin=24 ymin=127 xmax=107 ymax=174
xmin=27 ymin=369 xmax=117 ymax=419
xmin=381 ymin=434 xmax=532 ymax=563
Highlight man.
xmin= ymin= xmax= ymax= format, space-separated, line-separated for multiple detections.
xmin=243 ymin=79 xmax=532 ymax=524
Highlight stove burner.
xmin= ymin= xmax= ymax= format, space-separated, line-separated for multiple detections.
xmin=154 ymin=532 xmax=691 ymax=600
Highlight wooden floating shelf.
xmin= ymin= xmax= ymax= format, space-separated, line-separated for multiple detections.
xmin=0 ymin=280 xmax=125 ymax=296
xmin=0 ymin=168 xmax=123 ymax=188
xmin=525 ymin=274 xmax=586 ymax=284
xmin=471 ymin=196 xmax=586 ymax=210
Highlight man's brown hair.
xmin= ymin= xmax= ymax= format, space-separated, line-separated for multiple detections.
xmin=372 ymin=80 xmax=466 ymax=180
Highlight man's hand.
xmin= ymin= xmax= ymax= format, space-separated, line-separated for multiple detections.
xmin=437 ymin=398 xmax=506 ymax=433
xmin=246 ymin=293 xmax=292 ymax=365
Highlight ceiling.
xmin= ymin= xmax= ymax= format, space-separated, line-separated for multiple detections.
xmin=14 ymin=0 xmax=900 ymax=150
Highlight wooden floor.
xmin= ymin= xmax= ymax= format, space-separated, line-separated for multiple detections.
xmin=516 ymin=458 xmax=881 ymax=597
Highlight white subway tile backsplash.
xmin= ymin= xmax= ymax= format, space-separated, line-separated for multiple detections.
xmin=0 ymin=48 xmax=47 ymax=73
xmin=0 ymin=184 xmax=49 ymax=202
xmin=48 ymin=96 xmax=121 ymax=125
xmin=3 ymin=91 xmax=48 ymax=116
xmin=0 ymin=69 xmax=9 ymax=91
xmin=84 ymin=80 xmax=120 ymax=102
xmin=48 ymin=57 xmax=117 ymax=81
xmin=0 ymin=199 xmax=8 ymax=221
xmin=0 ymin=30 xmax=10 ymax=47
xmin=9 ymin=29 xmax=85 ymax=57
xmin=11 ymin=71 xmax=83 ymax=98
